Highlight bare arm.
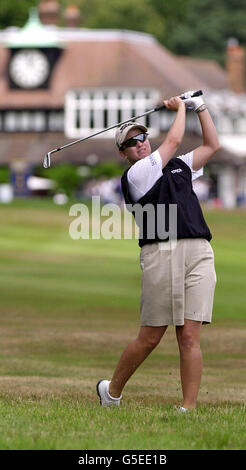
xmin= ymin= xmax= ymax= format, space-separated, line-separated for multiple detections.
xmin=158 ymin=97 xmax=186 ymax=168
xmin=192 ymin=109 xmax=220 ymax=171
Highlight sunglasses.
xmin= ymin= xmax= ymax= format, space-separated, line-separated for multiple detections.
xmin=120 ymin=133 xmax=149 ymax=151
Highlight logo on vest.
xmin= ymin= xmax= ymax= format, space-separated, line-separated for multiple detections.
xmin=148 ymin=154 xmax=157 ymax=166
xmin=171 ymin=168 xmax=182 ymax=174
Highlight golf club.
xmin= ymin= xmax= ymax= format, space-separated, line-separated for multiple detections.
xmin=43 ymin=90 xmax=203 ymax=168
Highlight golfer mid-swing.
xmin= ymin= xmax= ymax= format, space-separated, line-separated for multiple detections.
xmin=97 ymin=92 xmax=219 ymax=411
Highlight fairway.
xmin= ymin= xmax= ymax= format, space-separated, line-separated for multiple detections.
xmin=0 ymin=200 xmax=245 ymax=450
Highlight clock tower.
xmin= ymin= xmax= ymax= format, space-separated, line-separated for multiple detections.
xmin=7 ymin=8 xmax=63 ymax=90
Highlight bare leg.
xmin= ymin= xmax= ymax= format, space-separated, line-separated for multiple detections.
xmin=109 ymin=325 xmax=167 ymax=398
xmin=176 ymin=319 xmax=202 ymax=409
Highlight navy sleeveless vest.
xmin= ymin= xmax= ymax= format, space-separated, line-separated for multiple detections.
xmin=121 ymin=157 xmax=212 ymax=247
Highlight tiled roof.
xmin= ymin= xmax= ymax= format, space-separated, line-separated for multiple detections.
xmin=0 ymin=26 xmax=243 ymax=168
xmin=178 ymin=56 xmax=227 ymax=90
xmin=0 ymin=29 xmax=220 ymax=109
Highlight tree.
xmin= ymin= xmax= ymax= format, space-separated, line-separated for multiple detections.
xmin=38 ymin=164 xmax=81 ymax=198
xmin=68 ymin=0 xmax=166 ymax=40
xmin=0 ymin=0 xmax=37 ymax=29
xmin=0 ymin=0 xmax=245 ymax=66
xmin=161 ymin=0 xmax=246 ymax=65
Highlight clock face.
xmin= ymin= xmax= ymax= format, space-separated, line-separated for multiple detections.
xmin=9 ymin=49 xmax=50 ymax=89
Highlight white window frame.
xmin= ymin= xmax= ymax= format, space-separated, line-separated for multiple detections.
xmin=1 ymin=110 xmax=64 ymax=132
xmin=64 ymin=87 xmax=161 ymax=139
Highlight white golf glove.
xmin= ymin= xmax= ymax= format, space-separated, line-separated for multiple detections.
xmin=181 ymin=90 xmax=205 ymax=112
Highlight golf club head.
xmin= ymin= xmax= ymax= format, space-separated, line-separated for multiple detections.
xmin=43 ymin=152 xmax=51 ymax=169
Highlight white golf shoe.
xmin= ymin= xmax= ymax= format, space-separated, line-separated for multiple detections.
xmin=176 ymin=406 xmax=188 ymax=413
xmin=96 ymin=380 xmax=122 ymax=407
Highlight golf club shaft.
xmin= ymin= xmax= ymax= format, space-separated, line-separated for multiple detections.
xmin=43 ymin=90 xmax=203 ymax=168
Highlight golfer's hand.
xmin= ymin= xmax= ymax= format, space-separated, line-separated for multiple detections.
xmin=182 ymin=90 xmax=205 ymax=111
xmin=163 ymin=96 xmax=185 ymax=112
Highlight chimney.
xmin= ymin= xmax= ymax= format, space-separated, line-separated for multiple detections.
xmin=226 ymin=38 xmax=245 ymax=93
xmin=64 ymin=4 xmax=81 ymax=28
xmin=38 ymin=0 xmax=60 ymax=26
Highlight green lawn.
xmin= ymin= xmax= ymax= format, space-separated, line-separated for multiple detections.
xmin=0 ymin=199 xmax=245 ymax=450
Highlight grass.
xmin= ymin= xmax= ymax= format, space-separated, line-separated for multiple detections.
xmin=0 ymin=199 xmax=246 ymax=450
xmin=0 ymin=399 xmax=245 ymax=450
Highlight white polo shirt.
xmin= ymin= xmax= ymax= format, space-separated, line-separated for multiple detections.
xmin=127 ymin=150 xmax=203 ymax=202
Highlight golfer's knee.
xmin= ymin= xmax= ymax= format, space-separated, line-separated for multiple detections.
xmin=137 ymin=326 xmax=166 ymax=351
xmin=137 ymin=333 xmax=162 ymax=351
xmin=178 ymin=331 xmax=200 ymax=353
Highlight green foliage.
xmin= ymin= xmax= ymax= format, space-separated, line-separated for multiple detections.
xmin=36 ymin=161 xmax=123 ymax=196
xmin=55 ymin=0 xmax=246 ymax=65
xmin=74 ymin=0 xmax=165 ymax=39
xmin=162 ymin=0 xmax=246 ymax=65
xmin=0 ymin=166 xmax=10 ymax=184
xmin=149 ymin=0 xmax=190 ymax=45
xmin=0 ymin=0 xmax=246 ymax=66
xmin=90 ymin=161 xmax=124 ymax=179
xmin=0 ymin=0 xmax=37 ymax=29
xmin=38 ymin=164 xmax=80 ymax=197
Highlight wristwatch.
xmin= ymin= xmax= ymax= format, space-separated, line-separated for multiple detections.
xmin=196 ymin=104 xmax=207 ymax=113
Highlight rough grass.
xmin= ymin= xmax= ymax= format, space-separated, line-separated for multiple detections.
xmin=0 ymin=200 xmax=245 ymax=450
xmin=0 ymin=398 xmax=245 ymax=450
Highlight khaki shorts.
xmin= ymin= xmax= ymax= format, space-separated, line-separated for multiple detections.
xmin=139 ymin=238 xmax=217 ymax=326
